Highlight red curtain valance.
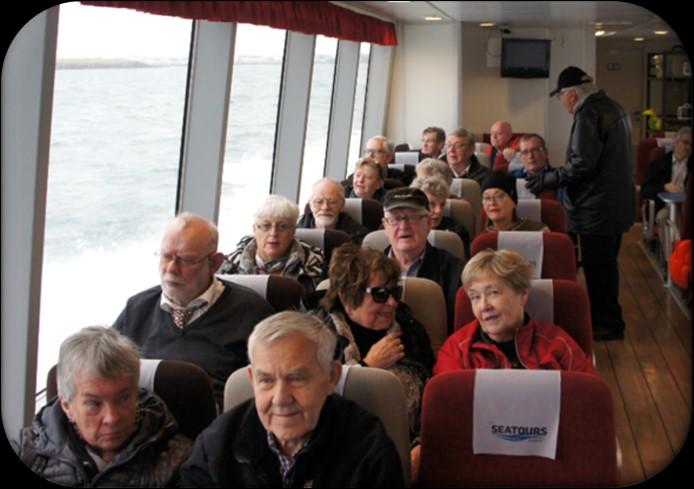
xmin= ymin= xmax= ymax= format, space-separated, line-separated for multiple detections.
xmin=81 ymin=1 xmax=397 ymax=46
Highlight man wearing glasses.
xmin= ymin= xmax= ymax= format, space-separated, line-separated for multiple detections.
xmin=382 ymin=188 xmax=464 ymax=332
xmin=419 ymin=126 xmax=447 ymax=161
xmin=526 ymin=66 xmax=634 ymax=341
xmin=510 ymin=133 xmax=565 ymax=202
xmin=445 ymin=128 xmax=491 ymax=184
xmin=344 ymin=135 xmax=413 ymax=186
xmin=297 ymin=178 xmax=369 ymax=244
xmin=113 ymin=212 xmax=275 ymax=407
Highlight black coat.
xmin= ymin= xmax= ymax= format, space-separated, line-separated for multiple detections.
xmin=14 ymin=391 xmax=191 ymax=487
xmin=179 ymin=395 xmax=404 ymax=488
xmin=555 ymin=90 xmax=635 ymax=234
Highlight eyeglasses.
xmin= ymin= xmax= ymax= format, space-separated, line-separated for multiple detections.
xmin=311 ymin=198 xmax=341 ymax=207
xmin=420 ymin=138 xmax=440 ymax=144
xmin=383 ymin=214 xmax=429 ymax=226
xmin=156 ymin=252 xmax=212 ymax=267
xmin=365 ymin=285 xmax=403 ymax=303
xmin=366 ymin=148 xmax=387 ymax=155
xmin=255 ymin=222 xmax=295 ymax=232
xmin=482 ymin=192 xmax=508 ymax=204
xmin=519 ymin=147 xmax=545 ymax=157
xmin=445 ymin=142 xmax=472 ymax=151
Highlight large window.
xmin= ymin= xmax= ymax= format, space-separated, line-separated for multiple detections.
xmin=347 ymin=43 xmax=372 ymax=173
xmin=298 ymin=36 xmax=338 ymax=208
xmin=217 ymin=24 xmax=286 ymax=252
xmin=38 ymin=3 xmax=191 ymax=393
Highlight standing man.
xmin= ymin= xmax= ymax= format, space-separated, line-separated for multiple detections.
xmin=526 ymin=66 xmax=634 ymax=341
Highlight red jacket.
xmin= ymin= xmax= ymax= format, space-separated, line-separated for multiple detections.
xmin=484 ymin=136 xmax=521 ymax=173
xmin=434 ymin=318 xmax=596 ymax=375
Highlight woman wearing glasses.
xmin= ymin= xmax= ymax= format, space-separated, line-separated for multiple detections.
xmin=219 ymin=195 xmax=325 ymax=294
xmin=481 ymin=172 xmax=549 ymax=232
xmin=312 ymin=244 xmax=434 ymax=441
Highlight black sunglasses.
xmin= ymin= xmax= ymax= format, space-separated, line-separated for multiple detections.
xmin=364 ymin=285 xmax=403 ymax=303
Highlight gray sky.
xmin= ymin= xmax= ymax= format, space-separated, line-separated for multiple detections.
xmin=56 ymin=1 xmax=337 ymax=60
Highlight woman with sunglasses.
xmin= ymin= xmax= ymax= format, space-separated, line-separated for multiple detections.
xmin=312 ymin=244 xmax=434 ymax=442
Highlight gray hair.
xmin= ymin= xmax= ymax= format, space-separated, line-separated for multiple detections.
xmin=312 ymin=178 xmax=345 ymax=199
xmin=368 ymin=135 xmax=395 ymax=155
xmin=570 ymin=81 xmax=598 ymax=99
xmin=415 ymin=158 xmax=454 ymax=186
xmin=449 ymin=128 xmax=477 ymax=145
xmin=248 ymin=311 xmax=337 ymax=373
xmin=253 ymin=194 xmax=299 ymax=224
xmin=57 ymin=326 xmax=140 ymax=402
xmin=411 ymin=175 xmax=450 ymax=200
xmin=355 ymin=157 xmax=387 ymax=180
xmin=675 ymin=126 xmax=692 ymax=142
xmin=169 ymin=211 xmax=219 ymax=251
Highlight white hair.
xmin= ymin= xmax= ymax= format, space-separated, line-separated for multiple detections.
xmin=248 ymin=311 xmax=337 ymax=373
xmin=253 ymin=195 xmax=299 ymax=223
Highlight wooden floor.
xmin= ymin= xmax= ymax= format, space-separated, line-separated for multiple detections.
xmin=590 ymin=225 xmax=691 ymax=486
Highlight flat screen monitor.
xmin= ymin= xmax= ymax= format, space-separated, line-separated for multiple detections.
xmin=501 ymin=38 xmax=551 ymax=78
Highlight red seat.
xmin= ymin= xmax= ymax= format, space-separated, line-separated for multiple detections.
xmin=419 ymin=370 xmax=617 ymax=487
xmin=471 ymin=231 xmax=577 ymax=280
xmin=454 ymin=278 xmax=593 ymax=357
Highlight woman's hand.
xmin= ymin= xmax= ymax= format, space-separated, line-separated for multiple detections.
xmin=363 ymin=332 xmax=405 ymax=369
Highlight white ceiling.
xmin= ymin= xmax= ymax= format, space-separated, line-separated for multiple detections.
xmin=339 ymin=1 xmax=681 ymax=41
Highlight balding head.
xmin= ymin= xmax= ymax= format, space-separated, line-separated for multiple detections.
xmin=490 ymin=121 xmax=513 ymax=150
xmin=159 ymin=212 xmax=223 ymax=306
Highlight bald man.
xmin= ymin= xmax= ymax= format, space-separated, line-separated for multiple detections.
xmin=113 ymin=212 xmax=275 ymax=406
xmin=486 ymin=120 xmax=521 ymax=173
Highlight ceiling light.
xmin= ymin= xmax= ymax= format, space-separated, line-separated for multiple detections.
xmin=387 ymin=1 xmax=411 ymax=3
xmin=480 ymin=22 xmax=496 ymax=28
xmin=595 ymin=30 xmax=606 ymax=37
xmin=633 ymin=37 xmax=645 ymax=42
xmin=425 ymin=16 xmax=442 ymax=21
xmin=654 ymin=30 xmax=668 ymax=35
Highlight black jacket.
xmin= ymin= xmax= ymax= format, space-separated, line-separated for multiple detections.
xmin=386 ymin=242 xmax=464 ymax=333
xmin=179 ymin=395 xmax=405 ymax=488
xmin=556 ymin=90 xmax=635 ymax=234
xmin=14 ymin=391 xmax=191 ymax=487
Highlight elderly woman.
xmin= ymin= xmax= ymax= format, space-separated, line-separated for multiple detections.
xmin=481 ymin=171 xmax=549 ymax=232
xmin=344 ymin=157 xmax=387 ymax=202
xmin=220 ymin=194 xmax=325 ymax=294
xmin=411 ymin=175 xmax=470 ymax=258
xmin=13 ymin=326 xmax=192 ymax=486
xmin=434 ymin=250 xmax=595 ymax=374
xmin=415 ymin=157 xmax=454 ymax=187
xmin=313 ymin=244 xmax=434 ymax=439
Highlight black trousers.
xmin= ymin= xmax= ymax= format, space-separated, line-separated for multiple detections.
xmin=574 ymin=233 xmax=626 ymax=333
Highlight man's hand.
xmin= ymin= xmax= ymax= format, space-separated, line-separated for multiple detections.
xmin=525 ymin=169 xmax=560 ymax=194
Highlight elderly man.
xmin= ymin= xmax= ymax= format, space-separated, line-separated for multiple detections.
xmin=527 ymin=66 xmax=635 ymax=341
xmin=113 ymin=212 xmax=275 ymax=406
xmin=642 ymin=126 xmax=692 ymax=262
xmin=510 ymin=133 xmax=565 ymax=202
xmin=382 ymin=187 xmax=464 ymax=332
xmin=297 ymin=178 xmax=369 ymax=243
xmin=14 ymin=327 xmax=192 ymax=486
xmin=179 ymin=311 xmax=404 ymax=487
xmin=445 ymin=128 xmax=491 ymax=184
xmin=486 ymin=120 xmax=521 ymax=172
xmin=344 ymin=135 xmax=413 ymax=187
xmin=419 ymin=126 xmax=446 ymax=160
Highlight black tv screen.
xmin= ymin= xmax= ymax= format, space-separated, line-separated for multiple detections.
xmin=501 ymin=39 xmax=551 ymax=78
